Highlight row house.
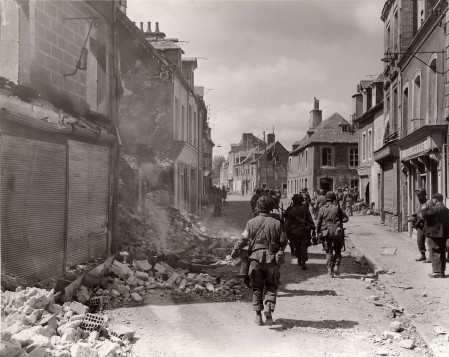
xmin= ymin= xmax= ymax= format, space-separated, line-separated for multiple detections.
xmin=0 ymin=0 xmax=120 ymax=281
xmin=377 ymin=0 xmax=448 ymax=232
xmin=352 ymin=76 xmax=384 ymax=209
xmin=201 ymin=115 xmax=214 ymax=205
xmin=288 ymin=98 xmax=359 ymax=196
xmin=227 ymin=133 xmax=266 ymax=193
xmin=117 ymin=14 xmax=208 ymax=216
xmin=219 ymin=160 xmax=229 ymax=189
xmin=235 ymin=147 xmax=262 ymax=194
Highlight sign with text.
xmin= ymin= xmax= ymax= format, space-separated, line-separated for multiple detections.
xmin=400 ymin=137 xmax=431 ymax=160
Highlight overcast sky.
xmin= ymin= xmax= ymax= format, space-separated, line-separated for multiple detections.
xmin=127 ymin=0 xmax=385 ymax=157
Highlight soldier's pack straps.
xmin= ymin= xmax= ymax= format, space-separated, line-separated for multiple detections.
xmin=249 ymin=218 xmax=269 ymax=248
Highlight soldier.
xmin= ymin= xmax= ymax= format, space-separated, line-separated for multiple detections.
xmin=314 ymin=189 xmax=327 ymax=219
xmin=421 ymin=193 xmax=449 ymax=278
xmin=317 ymin=191 xmax=349 ymax=277
xmin=275 ymin=186 xmax=282 ymax=200
xmin=346 ymin=188 xmax=355 ymax=216
xmin=284 ymin=194 xmax=316 ymax=270
xmin=250 ymin=188 xmax=262 ymax=217
xmin=231 ymin=196 xmax=287 ymax=326
xmin=213 ymin=186 xmax=222 ymax=217
xmin=269 ymin=189 xmax=280 ymax=211
xmin=301 ymin=187 xmax=311 ymax=208
xmin=409 ymin=188 xmax=432 ymax=262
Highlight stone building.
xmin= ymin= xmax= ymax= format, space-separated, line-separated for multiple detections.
xmin=378 ymin=0 xmax=448 ymax=232
xmin=288 ymin=98 xmax=358 ymax=195
xmin=0 ymin=0 xmax=119 ymax=281
xmin=352 ymin=76 xmax=384 ymax=209
xmin=116 ymin=15 xmax=208 ymax=215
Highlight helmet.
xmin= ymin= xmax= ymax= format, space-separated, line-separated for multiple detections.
xmin=302 ymin=187 xmax=308 ymax=192
xmin=325 ymin=192 xmax=336 ymax=201
xmin=318 ymin=189 xmax=325 ymax=195
xmin=256 ymin=196 xmax=273 ymax=212
xmin=292 ymin=194 xmax=303 ymax=204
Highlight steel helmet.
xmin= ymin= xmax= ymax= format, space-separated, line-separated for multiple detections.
xmin=256 ymin=196 xmax=273 ymax=212
xmin=292 ymin=194 xmax=303 ymax=204
xmin=325 ymin=192 xmax=336 ymax=201
xmin=318 ymin=189 xmax=325 ymax=195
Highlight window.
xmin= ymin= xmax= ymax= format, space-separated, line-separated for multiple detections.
xmin=305 ymin=150 xmax=308 ymax=168
xmin=402 ymin=86 xmax=409 ymax=137
xmin=341 ymin=125 xmax=348 ymax=133
xmin=362 ymin=132 xmax=366 ymax=161
xmin=368 ymin=129 xmax=372 ymax=159
xmin=349 ymin=148 xmax=359 ymax=167
xmin=427 ymin=57 xmax=437 ymax=124
xmin=174 ymin=97 xmax=179 ymax=140
xmin=181 ymin=105 xmax=185 ymax=141
xmin=321 ymin=147 xmax=332 ymax=166
xmin=88 ymin=38 xmax=107 ymax=114
xmin=392 ymin=86 xmax=398 ymax=133
xmin=412 ymin=73 xmax=422 ymax=131
xmin=393 ymin=9 xmax=398 ymax=51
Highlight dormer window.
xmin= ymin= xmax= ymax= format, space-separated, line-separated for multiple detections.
xmin=341 ymin=125 xmax=349 ymax=133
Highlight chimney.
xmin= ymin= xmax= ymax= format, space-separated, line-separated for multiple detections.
xmin=147 ymin=22 xmax=152 ymax=33
xmin=118 ymin=0 xmax=127 ymax=14
xmin=309 ymin=97 xmax=322 ymax=130
xmin=155 ymin=22 xmax=160 ymax=32
xmin=151 ymin=22 xmax=166 ymax=39
xmin=267 ymin=133 xmax=275 ymax=146
xmin=139 ymin=22 xmax=143 ymax=31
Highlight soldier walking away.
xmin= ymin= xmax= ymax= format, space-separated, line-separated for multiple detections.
xmin=284 ymin=194 xmax=316 ymax=270
xmin=314 ymin=189 xmax=327 ymax=219
xmin=409 ymin=188 xmax=431 ymax=263
xmin=250 ymin=188 xmax=262 ymax=217
xmin=213 ymin=186 xmax=222 ymax=217
xmin=275 ymin=186 xmax=282 ymax=200
xmin=301 ymin=187 xmax=311 ymax=209
xmin=231 ymin=197 xmax=287 ymax=326
xmin=221 ymin=185 xmax=227 ymax=206
xmin=317 ymin=191 xmax=349 ymax=278
xmin=421 ymin=193 xmax=449 ymax=278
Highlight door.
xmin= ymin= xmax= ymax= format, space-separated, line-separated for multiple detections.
xmin=0 ymin=120 xmax=66 ymax=281
xmin=67 ymin=140 xmax=110 ymax=267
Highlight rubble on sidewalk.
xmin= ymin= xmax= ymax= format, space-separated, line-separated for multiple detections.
xmin=1 ymin=287 xmax=132 ymax=357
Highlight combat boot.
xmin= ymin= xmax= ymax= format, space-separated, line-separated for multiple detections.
xmin=264 ymin=302 xmax=275 ymax=326
xmin=334 ymin=265 xmax=340 ymax=276
xmin=254 ymin=314 xmax=264 ymax=326
xmin=328 ymin=267 xmax=334 ymax=278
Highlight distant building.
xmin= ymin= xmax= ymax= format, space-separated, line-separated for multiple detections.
xmin=288 ymin=98 xmax=358 ymax=195
xmin=352 ymin=76 xmax=384 ymax=209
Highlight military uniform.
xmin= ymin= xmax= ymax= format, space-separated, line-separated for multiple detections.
xmin=231 ymin=213 xmax=287 ymax=313
xmin=317 ymin=199 xmax=348 ymax=276
xmin=314 ymin=194 xmax=326 ymax=218
xmin=421 ymin=195 xmax=449 ymax=277
xmin=285 ymin=202 xmax=315 ymax=266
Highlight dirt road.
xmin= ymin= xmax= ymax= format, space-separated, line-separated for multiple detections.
xmin=108 ymin=196 xmax=431 ymax=357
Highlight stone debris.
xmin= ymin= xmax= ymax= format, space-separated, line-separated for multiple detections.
xmin=399 ymin=338 xmax=415 ymax=349
xmin=383 ymin=330 xmax=402 ymax=340
xmin=0 ymin=287 xmax=131 ymax=357
xmin=434 ymin=326 xmax=447 ymax=334
xmin=388 ymin=321 xmax=404 ymax=332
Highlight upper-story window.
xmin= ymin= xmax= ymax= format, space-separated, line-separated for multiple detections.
xmin=412 ymin=72 xmax=422 ymax=131
xmin=341 ymin=125 xmax=349 ymax=133
xmin=321 ymin=147 xmax=333 ymax=166
xmin=305 ymin=150 xmax=308 ymax=168
xmin=427 ymin=56 xmax=438 ymax=124
xmin=402 ymin=85 xmax=409 ymax=137
xmin=393 ymin=9 xmax=399 ymax=51
xmin=392 ymin=86 xmax=398 ymax=133
xmin=349 ymin=148 xmax=359 ymax=167
xmin=87 ymin=38 xmax=108 ymax=115
xmin=362 ymin=132 xmax=366 ymax=161
xmin=368 ymin=129 xmax=373 ymax=159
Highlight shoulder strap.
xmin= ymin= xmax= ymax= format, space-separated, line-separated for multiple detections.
xmin=249 ymin=218 xmax=269 ymax=249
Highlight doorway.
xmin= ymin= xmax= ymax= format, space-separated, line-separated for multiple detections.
xmin=319 ymin=177 xmax=333 ymax=193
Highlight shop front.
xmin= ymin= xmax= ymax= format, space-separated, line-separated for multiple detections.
xmin=397 ymin=125 xmax=447 ymax=233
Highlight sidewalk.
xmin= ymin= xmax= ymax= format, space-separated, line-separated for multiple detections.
xmin=346 ymin=215 xmax=449 ymax=357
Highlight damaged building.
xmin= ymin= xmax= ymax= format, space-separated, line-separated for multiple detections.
xmin=0 ymin=0 xmax=120 ymax=282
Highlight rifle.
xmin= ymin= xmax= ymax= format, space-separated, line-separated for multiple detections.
xmin=336 ymin=199 xmax=346 ymax=251
xmin=278 ymin=206 xmax=316 ymax=229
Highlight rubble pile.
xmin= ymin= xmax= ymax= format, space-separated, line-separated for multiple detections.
xmin=118 ymin=190 xmax=236 ymax=265
xmin=1 ymin=287 xmax=132 ymax=357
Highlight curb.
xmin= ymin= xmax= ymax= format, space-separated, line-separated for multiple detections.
xmin=347 ymin=231 xmax=438 ymax=356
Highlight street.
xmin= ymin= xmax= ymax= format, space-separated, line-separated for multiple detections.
xmin=108 ymin=196 xmax=432 ymax=357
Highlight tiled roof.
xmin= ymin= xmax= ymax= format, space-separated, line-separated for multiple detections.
xmin=289 ymin=113 xmax=357 ymax=155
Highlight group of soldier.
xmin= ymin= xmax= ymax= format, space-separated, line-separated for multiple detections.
xmin=409 ymin=188 xmax=449 ymax=278
xmin=231 ymin=187 xmax=348 ymax=326
xmin=210 ymin=185 xmax=228 ymax=217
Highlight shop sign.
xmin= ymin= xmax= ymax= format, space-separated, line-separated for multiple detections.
xmin=401 ymin=137 xmax=431 ymax=160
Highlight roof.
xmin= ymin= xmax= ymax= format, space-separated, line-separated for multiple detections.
xmin=359 ymin=80 xmax=373 ymax=90
xmin=289 ymin=113 xmax=357 ymax=156
xmin=150 ymin=41 xmax=185 ymax=53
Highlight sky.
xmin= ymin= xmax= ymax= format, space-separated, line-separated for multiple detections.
xmin=127 ymin=0 xmax=385 ymax=158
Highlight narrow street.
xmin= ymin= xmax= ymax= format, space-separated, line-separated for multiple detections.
xmin=108 ymin=196 xmax=431 ymax=357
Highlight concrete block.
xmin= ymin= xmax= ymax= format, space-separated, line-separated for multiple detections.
xmin=136 ymin=279 xmax=145 ymax=286
xmin=187 ymin=273 xmax=196 ymax=280
xmin=130 ymin=293 xmax=142 ymax=302
xmin=159 ymin=262 xmax=174 ymax=273
xmin=70 ymin=342 xmax=98 ymax=357
xmin=175 ymin=277 xmax=182 ymax=285
xmin=153 ymin=263 xmax=166 ymax=274
xmin=116 ymin=285 xmax=130 ymax=295
xmin=205 ymin=283 xmax=214 ymax=292
xmin=97 ymin=341 xmax=120 ymax=357
xmin=69 ymin=301 xmax=89 ymax=315
xmin=178 ymin=279 xmax=187 ymax=290
xmin=194 ymin=284 xmax=205 ymax=292
xmin=0 ymin=340 xmax=20 ymax=357
xmin=135 ymin=260 xmax=152 ymax=271
xmin=108 ymin=324 xmax=135 ymax=340
xmin=383 ymin=330 xmax=402 ymax=340
xmin=399 ymin=338 xmax=415 ymax=349
xmin=126 ymin=275 xmax=138 ymax=287
xmin=167 ymin=272 xmax=179 ymax=285
xmin=388 ymin=321 xmax=404 ymax=332
xmin=134 ymin=271 xmax=149 ymax=281
xmin=110 ymin=261 xmax=133 ymax=280
xmin=147 ymin=284 xmax=157 ymax=289
xmin=133 ymin=286 xmax=144 ymax=293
